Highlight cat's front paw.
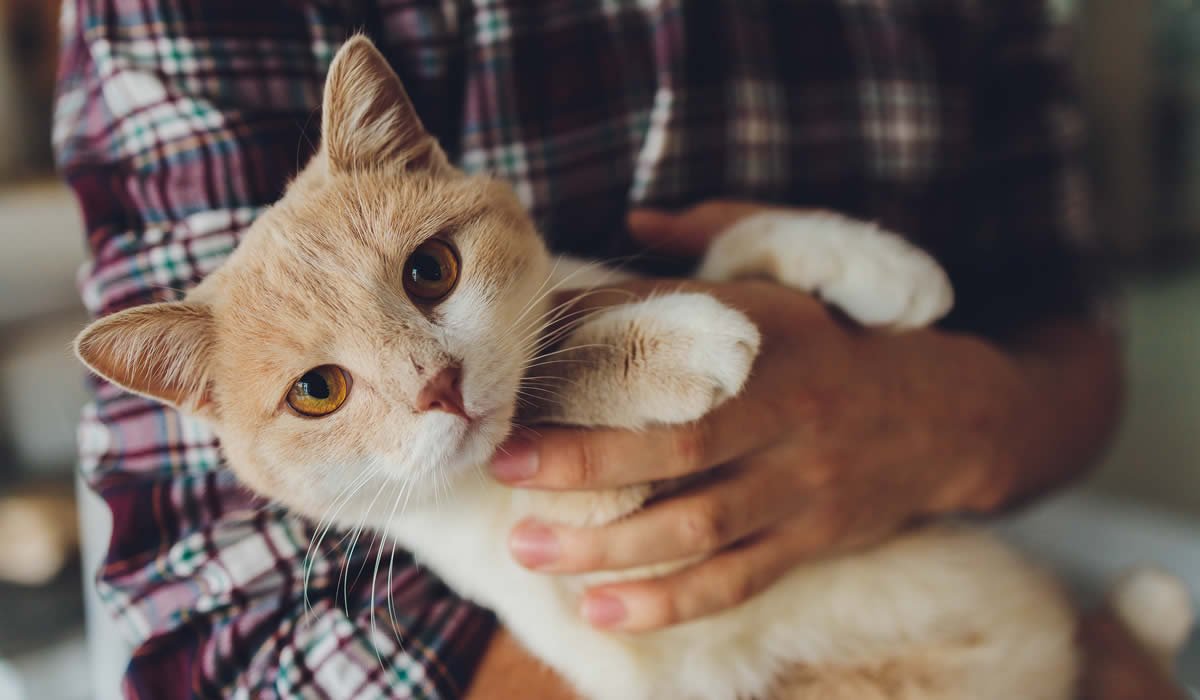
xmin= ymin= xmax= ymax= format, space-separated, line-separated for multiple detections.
xmin=533 ymin=293 xmax=760 ymax=429
xmin=697 ymin=211 xmax=954 ymax=330
xmin=637 ymin=293 xmax=761 ymax=419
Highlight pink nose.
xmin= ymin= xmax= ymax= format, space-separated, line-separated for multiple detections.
xmin=416 ymin=366 xmax=468 ymax=419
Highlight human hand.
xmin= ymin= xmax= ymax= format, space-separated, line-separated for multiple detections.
xmin=488 ymin=201 xmax=1028 ymax=632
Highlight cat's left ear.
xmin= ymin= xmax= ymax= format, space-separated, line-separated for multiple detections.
xmin=321 ymin=34 xmax=449 ymax=174
xmin=74 ymin=302 xmax=217 ymax=418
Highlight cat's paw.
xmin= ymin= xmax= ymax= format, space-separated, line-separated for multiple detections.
xmin=696 ymin=211 xmax=954 ymax=330
xmin=629 ymin=293 xmax=761 ymax=417
xmin=533 ymin=293 xmax=760 ymax=429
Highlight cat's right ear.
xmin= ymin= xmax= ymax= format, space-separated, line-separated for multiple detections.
xmin=321 ymin=34 xmax=448 ymax=174
xmin=75 ymin=302 xmax=216 ymax=417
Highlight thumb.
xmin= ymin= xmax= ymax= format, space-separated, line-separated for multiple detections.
xmin=628 ymin=201 xmax=769 ymax=256
xmin=626 ymin=209 xmax=709 ymax=256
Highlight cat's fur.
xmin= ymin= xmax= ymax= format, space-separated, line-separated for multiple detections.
xmin=76 ymin=37 xmax=1187 ymax=700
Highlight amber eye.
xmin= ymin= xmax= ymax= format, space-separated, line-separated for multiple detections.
xmin=403 ymin=239 xmax=460 ymax=303
xmin=286 ymin=365 xmax=350 ymax=417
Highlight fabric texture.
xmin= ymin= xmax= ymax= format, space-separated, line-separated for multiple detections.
xmin=53 ymin=0 xmax=1099 ymax=697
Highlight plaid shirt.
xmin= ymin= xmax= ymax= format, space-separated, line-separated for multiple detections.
xmin=54 ymin=1 xmax=1097 ymax=698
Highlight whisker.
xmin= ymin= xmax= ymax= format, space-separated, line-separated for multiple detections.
xmin=304 ymin=462 xmax=385 ymax=613
xmin=522 ymin=287 xmax=637 ymax=339
xmin=528 ymin=343 xmax=617 ymax=362
xmin=386 ymin=474 xmax=418 ymax=654
xmin=508 ymin=259 xmax=614 ymax=330
xmin=508 ymin=257 xmax=564 ymax=329
xmin=515 ymin=387 xmax=568 ymax=402
xmin=519 ymin=358 xmax=594 ymax=371
xmin=520 ymin=375 xmax=583 ymax=389
xmin=369 ymin=478 xmax=407 ymax=670
xmin=342 ymin=464 xmax=389 ymax=616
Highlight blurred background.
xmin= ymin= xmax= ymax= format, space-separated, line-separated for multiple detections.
xmin=0 ymin=1 xmax=91 ymax=699
xmin=4 ymin=1 xmax=1200 ymax=699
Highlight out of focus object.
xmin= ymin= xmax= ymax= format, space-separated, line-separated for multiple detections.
xmin=0 ymin=181 xmax=89 ymax=476
xmin=1110 ymin=566 xmax=1196 ymax=669
xmin=1150 ymin=0 xmax=1200 ymax=267
xmin=0 ymin=478 xmax=78 ymax=586
xmin=0 ymin=181 xmax=87 ymax=325
xmin=0 ymin=0 xmax=60 ymax=180
xmin=1072 ymin=0 xmax=1159 ymax=266
xmin=1063 ymin=0 xmax=1200 ymax=272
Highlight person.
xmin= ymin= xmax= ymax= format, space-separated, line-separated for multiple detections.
xmin=53 ymin=1 xmax=1178 ymax=698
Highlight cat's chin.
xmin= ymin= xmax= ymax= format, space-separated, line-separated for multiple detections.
xmin=441 ymin=411 xmax=510 ymax=471
xmin=378 ymin=408 xmax=512 ymax=502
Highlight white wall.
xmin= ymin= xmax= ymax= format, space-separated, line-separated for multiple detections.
xmin=0 ymin=310 xmax=90 ymax=472
xmin=1092 ymin=271 xmax=1200 ymax=515
xmin=0 ymin=182 xmax=87 ymax=474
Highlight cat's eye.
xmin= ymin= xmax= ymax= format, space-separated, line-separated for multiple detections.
xmin=403 ymin=239 xmax=460 ymax=304
xmin=286 ymin=365 xmax=350 ymax=417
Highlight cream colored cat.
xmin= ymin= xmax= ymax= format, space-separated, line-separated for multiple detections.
xmin=75 ymin=37 xmax=1190 ymax=700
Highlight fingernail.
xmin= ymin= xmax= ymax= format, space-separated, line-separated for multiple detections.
xmin=509 ymin=520 xmax=560 ymax=568
xmin=582 ymin=594 xmax=627 ymax=628
xmin=490 ymin=436 xmax=539 ymax=482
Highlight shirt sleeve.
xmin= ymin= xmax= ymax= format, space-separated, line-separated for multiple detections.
xmin=933 ymin=0 xmax=1112 ymax=338
xmin=54 ymin=2 xmax=493 ymax=698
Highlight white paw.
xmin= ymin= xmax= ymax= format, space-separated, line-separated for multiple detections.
xmin=551 ymin=293 xmax=760 ymax=427
xmin=697 ymin=211 xmax=954 ymax=330
xmin=636 ymin=293 xmax=762 ymax=414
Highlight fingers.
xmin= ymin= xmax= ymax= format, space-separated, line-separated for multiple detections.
xmin=578 ymin=523 xmax=808 ymax=632
xmin=627 ymin=201 xmax=771 ymax=256
xmin=508 ymin=462 xmax=795 ymax=573
xmin=489 ymin=422 xmax=720 ymax=487
xmin=490 ymin=393 xmax=784 ymax=489
xmin=624 ymin=209 xmax=684 ymax=247
xmin=577 ymin=511 xmax=892 ymax=633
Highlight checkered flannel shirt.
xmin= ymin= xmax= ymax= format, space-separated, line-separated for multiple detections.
xmin=54 ymin=0 xmax=1100 ymax=697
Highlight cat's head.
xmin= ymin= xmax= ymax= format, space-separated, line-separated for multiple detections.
xmin=75 ymin=36 xmax=552 ymax=519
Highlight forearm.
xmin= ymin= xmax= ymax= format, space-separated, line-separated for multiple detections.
xmin=931 ymin=318 xmax=1123 ymax=513
xmin=466 ymin=628 xmax=580 ymax=700
xmin=1000 ymin=319 xmax=1124 ymax=506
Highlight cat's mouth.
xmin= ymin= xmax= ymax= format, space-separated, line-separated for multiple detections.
xmin=423 ymin=404 xmax=507 ymax=455
xmin=460 ymin=406 xmax=495 ymax=427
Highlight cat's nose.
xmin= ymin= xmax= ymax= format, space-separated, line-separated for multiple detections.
xmin=416 ymin=366 xmax=468 ymax=420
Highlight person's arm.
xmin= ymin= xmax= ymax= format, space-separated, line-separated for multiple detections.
xmin=974 ymin=318 xmax=1122 ymax=511
xmin=485 ymin=0 xmax=1125 ymax=629
xmin=938 ymin=0 xmax=1122 ymax=511
xmin=474 ymin=0 xmax=1176 ymax=692
xmin=465 ymin=629 xmax=580 ymax=699
xmin=486 ymin=259 xmax=1116 ymax=630
xmin=56 ymin=2 xmax=493 ymax=697
xmin=619 ymin=203 xmax=1123 ymax=517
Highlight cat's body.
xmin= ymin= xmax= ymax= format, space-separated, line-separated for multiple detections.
xmin=75 ymin=36 xmax=1189 ymax=700
xmin=393 ymin=475 xmax=1077 ymax=700
xmin=372 ymin=217 xmax=1075 ymax=700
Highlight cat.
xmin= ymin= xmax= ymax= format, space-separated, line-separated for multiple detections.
xmin=75 ymin=36 xmax=1191 ymax=700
